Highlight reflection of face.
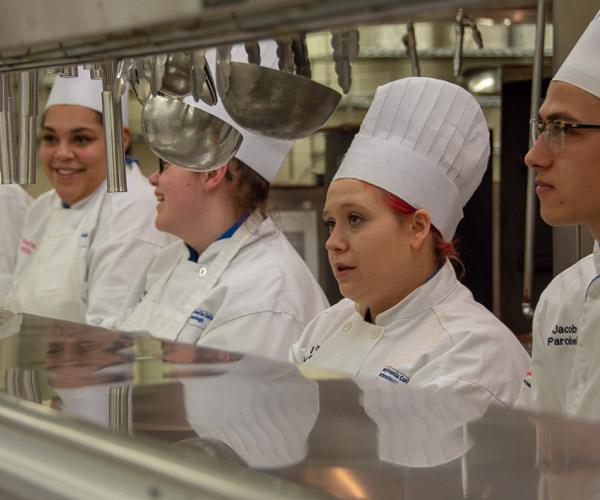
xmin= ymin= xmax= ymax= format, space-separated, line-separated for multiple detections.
xmin=40 ymin=105 xmax=107 ymax=205
xmin=148 ymin=163 xmax=205 ymax=239
xmin=323 ymin=179 xmax=415 ymax=316
xmin=45 ymin=326 xmax=132 ymax=387
xmin=525 ymin=82 xmax=600 ymax=238
xmin=161 ymin=340 xmax=237 ymax=365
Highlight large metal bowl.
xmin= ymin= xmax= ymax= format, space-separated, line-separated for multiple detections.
xmin=140 ymin=95 xmax=243 ymax=171
xmin=217 ymin=62 xmax=341 ymax=140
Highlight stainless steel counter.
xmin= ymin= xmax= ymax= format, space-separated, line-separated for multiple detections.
xmin=0 ymin=312 xmax=599 ymax=499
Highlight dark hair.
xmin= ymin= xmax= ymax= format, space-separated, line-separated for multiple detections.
xmin=361 ymin=181 xmax=463 ymax=273
xmin=227 ymin=158 xmax=270 ymax=215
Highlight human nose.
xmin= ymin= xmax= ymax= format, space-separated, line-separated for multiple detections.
xmin=149 ymin=169 xmax=159 ymax=186
xmin=524 ymin=134 xmax=552 ymax=170
xmin=325 ymin=225 xmax=347 ymax=253
xmin=54 ymin=140 xmax=74 ymax=161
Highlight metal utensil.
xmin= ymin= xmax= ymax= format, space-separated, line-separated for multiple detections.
xmin=276 ymin=38 xmax=296 ymax=74
xmin=216 ymin=62 xmax=341 ymax=140
xmin=114 ymin=58 xmax=133 ymax=103
xmin=150 ymin=54 xmax=167 ymax=97
xmin=18 ymin=70 xmax=38 ymax=184
xmin=402 ymin=22 xmax=420 ymax=77
xmin=129 ymin=57 xmax=151 ymax=104
xmin=161 ymin=52 xmax=192 ymax=97
xmin=140 ymin=94 xmax=242 ymax=172
xmin=291 ymin=35 xmax=311 ymax=79
xmin=244 ymin=41 xmax=261 ymax=65
xmin=0 ymin=73 xmax=17 ymax=184
xmin=331 ymin=30 xmax=359 ymax=94
xmin=191 ymin=49 xmax=217 ymax=106
xmin=100 ymin=61 xmax=127 ymax=192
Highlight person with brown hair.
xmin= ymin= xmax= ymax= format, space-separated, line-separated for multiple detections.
xmin=116 ymin=43 xmax=329 ymax=361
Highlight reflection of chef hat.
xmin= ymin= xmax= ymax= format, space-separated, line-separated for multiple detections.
xmin=180 ymin=356 xmax=318 ymax=468
xmin=184 ymin=41 xmax=294 ymax=183
xmin=553 ymin=9 xmax=600 ymax=99
xmin=333 ymin=77 xmax=490 ymax=241
xmin=45 ymin=65 xmax=129 ymax=126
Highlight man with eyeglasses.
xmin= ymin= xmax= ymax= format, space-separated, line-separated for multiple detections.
xmin=517 ymin=9 xmax=600 ymax=421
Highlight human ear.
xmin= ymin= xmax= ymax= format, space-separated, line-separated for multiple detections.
xmin=202 ymin=164 xmax=229 ymax=191
xmin=409 ymin=209 xmax=431 ymax=250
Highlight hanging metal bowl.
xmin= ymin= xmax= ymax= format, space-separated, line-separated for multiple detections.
xmin=216 ymin=61 xmax=341 ymax=140
xmin=140 ymin=95 xmax=242 ymax=171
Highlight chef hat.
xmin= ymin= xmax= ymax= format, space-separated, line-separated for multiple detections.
xmin=552 ymin=9 xmax=600 ymax=99
xmin=183 ymin=41 xmax=294 ymax=183
xmin=45 ymin=65 xmax=129 ymax=126
xmin=333 ymin=77 xmax=489 ymax=241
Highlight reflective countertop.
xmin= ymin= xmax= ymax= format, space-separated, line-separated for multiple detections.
xmin=1 ymin=312 xmax=600 ymax=499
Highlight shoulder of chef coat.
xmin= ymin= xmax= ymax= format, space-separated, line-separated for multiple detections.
xmin=213 ymin=216 xmax=329 ymax=320
xmin=20 ymin=189 xmax=64 ymax=232
xmin=291 ymin=299 xmax=358 ymax=350
xmin=0 ymin=184 xmax=33 ymax=210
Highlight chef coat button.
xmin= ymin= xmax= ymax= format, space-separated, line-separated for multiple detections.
xmin=371 ymin=328 xmax=382 ymax=339
xmin=198 ymin=267 xmax=207 ymax=277
xmin=91 ymin=317 xmax=102 ymax=326
xmin=588 ymin=285 xmax=600 ymax=300
xmin=342 ymin=322 xmax=352 ymax=332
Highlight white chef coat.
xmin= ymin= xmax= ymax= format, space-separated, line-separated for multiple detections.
xmin=116 ymin=212 xmax=329 ymax=362
xmin=0 ymin=185 xmax=33 ymax=296
xmin=291 ymin=260 xmax=530 ymax=407
xmin=517 ymin=241 xmax=600 ymax=421
xmin=11 ymin=162 xmax=176 ymax=327
xmin=181 ymin=356 xmax=319 ymax=468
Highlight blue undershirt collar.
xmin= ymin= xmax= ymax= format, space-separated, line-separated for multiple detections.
xmin=425 ymin=264 xmax=443 ymax=283
xmin=186 ymin=212 xmax=250 ymax=263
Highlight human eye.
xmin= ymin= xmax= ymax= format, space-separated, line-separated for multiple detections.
xmin=323 ymin=218 xmax=335 ymax=234
xmin=73 ymin=135 xmax=93 ymax=145
xmin=41 ymin=134 xmax=57 ymax=144
xmin=348 ymin=213 xmax=364 ymax=226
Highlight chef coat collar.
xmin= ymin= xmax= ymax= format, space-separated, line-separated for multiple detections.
xmin=186 ymin=212 xmax=251 ymax=262
xmin=186 ymin=244 xmax=200 ymax=263
xmin=355 ymin=259 xmax=457 ymax=325
xmin=217 ymin=212 xmax=250 ymax=241
xmin=363 ymin=264 xmax=443 ymax=323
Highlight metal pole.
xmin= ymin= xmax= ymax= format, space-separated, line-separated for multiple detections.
xmin=522 ymin=0 xmax=547 ymax=320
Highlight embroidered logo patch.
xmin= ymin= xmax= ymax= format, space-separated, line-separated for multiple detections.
xmin=188 ymin=309 xmax=214 ymax=330
xmin=378 ymin=366 xmax=410 ymax=384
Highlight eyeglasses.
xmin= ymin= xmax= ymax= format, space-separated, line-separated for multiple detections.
xmin=158 ymin=158 xmax=170 ymax=174
xmin=530 ymin=119 xmax=600 ymax=154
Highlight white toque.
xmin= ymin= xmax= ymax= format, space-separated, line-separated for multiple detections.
xmin=552 ymin=9 xmax=600 ymax=99
xmin=333 ymin=77 xmax=490 ymax=241
xmin=45 ymin=65 xmax=129 ymax=126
